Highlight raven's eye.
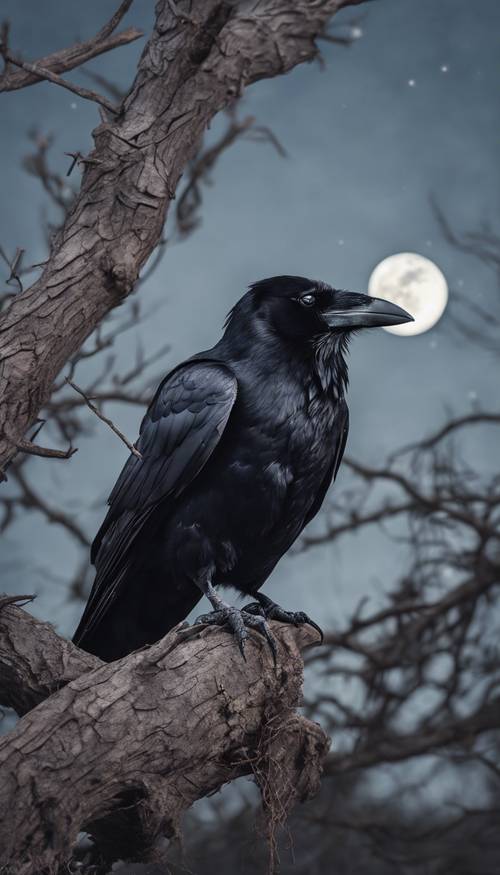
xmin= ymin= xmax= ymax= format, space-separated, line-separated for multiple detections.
xmin=299 ymin=293 xmax=316 ymax=307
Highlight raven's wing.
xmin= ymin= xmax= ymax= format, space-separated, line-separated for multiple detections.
xmin=303 ymin=400 xmax=349 ymax=528
xmin=73 ymin=361 xmax=237 ymax=645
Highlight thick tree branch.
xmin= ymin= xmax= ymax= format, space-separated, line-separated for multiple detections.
xmin=0 ymin=0 xmax=364 ymax=475
xmin=0 ymin=596 xmax=327 ymax=873
xmin=0 ymin=594 xmax=98 ymax=713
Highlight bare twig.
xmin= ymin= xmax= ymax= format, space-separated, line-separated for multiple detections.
xmin=93 ymin=0 xmax=136 ymax=42
xmin=3 ymin=418 xmax=77 ymax=462
xmin=390 ymin=411 xmax=500 ymax=459
xmin=175 ymin=110 xmax=287 ymax=238
xmin=431 ymin=198 xmax=500 ymax=354
xmin=13 ymin=437 xmax=77 ymax=460
xmin=2 ymin=51 xmax=119 ymax=113
xmin=80 ymin=67 xmax=127 ymax=103
xmin=64 ymin=150 xmax=102 ymax=177
xmin=23 ymin=131 xmax=75 ymax=215
xmin=65 ymin=378 xmax=142 ymax=459
xmin=0 ymin=458 xmax=90 ymax=547
xmin=0 ymin=1 xmax=142 ymax=93
xmin=0 ymin=245 xmax=24 ymax=293
xmin=0 ymin=593 xmax=35 ymax=611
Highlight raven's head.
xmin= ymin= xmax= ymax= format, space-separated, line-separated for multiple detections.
xmin=246 ymin=275 xmax=413 ymax=341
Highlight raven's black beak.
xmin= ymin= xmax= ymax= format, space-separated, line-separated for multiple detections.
xmin=324 ymin=293 xmax=414 ymax=330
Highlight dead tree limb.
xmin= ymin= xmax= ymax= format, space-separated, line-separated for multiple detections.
xmin=0 ymin=0 xmax=364 ymax=476
xmin=1 ymin=51 xmax=120 ymax=113
xmin=65 ymin=377 xmax=142 ymax=458
xmin=0 ymin=594 xmax=98 ymax=714
xmin=0 ymin=1 xmax=143 ymax=93
xmin=0 ymin=596 xmax=328 ymax=874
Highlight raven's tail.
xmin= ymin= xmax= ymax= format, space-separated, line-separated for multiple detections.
xmin=73 ymin=566 xmax=203 ymax=662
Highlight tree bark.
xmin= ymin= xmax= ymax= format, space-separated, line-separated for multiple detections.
xmin=0 ymin=0 xmax=362 ymax=476
xmin=0 ymin=597 xmax=328 ymax=874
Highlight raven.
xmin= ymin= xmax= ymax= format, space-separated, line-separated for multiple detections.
xmin=74 ymin=276 xmax=412 ymax=661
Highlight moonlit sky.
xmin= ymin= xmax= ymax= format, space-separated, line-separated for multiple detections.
xmin=1 ymin=0 xmax=499 ymax=642
xmin=368 ymin=252 xmax=449 ymax=335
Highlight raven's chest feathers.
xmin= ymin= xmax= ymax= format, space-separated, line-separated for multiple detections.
xmin=209 ymin=358 xmax=344 ymax=537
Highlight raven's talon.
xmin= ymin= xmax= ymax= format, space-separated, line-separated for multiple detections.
xmin=252 ymin=598 xmax=324 ymax=644
xmin=296 ymin=614 xmax=324 ymax=643
xmin=272 ymin=609 xmax=323 ymax=643
xmin=226 ymin=608 xmax=248 ymax=659
xmin=194 ymin=609 xmax=227 ymax=626
xmin=242 ymin=612 xmax=277 ymax=664
xmin=193 ymin=605 xmax=277 ymax=661
xmin=241 ymin=601 xmax=266 ymax=617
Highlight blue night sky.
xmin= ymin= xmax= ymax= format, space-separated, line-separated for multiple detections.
xmin=0 ymin=0 xmax=499 ymax=642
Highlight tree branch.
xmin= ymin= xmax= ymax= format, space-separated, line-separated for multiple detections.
xmin=325 ymin=697 xmax=500 ymax=774
xmin=65 ymin=377 xmax=142 ymax=458
xmin=1 ymin=51 xmax=120 ymax=113
xmin=0 ymin=1 xmax=143 ymax=93
xmin=0 ymin=0 xmax=364 ymax=475
xmin=9 ymin=434 xmax=77 ymax=460
xmin=5 ymin=462 xmax=91 ymax=547
xmin=0 ymin=594 xmax=97 ymax=714
xmin=0 ymin=596 xmax=327 ymax=874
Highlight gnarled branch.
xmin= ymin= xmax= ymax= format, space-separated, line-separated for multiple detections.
xmin=0 ymin=596 xmax=327 ymax=874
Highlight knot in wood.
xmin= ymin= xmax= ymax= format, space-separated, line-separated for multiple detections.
xmin=101 ymin=253 xmax=137 ymax=298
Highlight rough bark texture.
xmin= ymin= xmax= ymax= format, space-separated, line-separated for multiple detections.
xmin=0 ymin=595 xmax=98 ymax=715
xmin=0 ymin=597 xmax=328 ymax=874
xmin=0 ymin=0 xmax=361 ymax=476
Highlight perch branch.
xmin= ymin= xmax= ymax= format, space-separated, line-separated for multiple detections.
xmin=0 ymin=597 xmax=327 ymax=874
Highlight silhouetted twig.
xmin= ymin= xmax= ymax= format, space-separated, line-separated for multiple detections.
xmin=65 ymin=378 xmax=142 ymax=459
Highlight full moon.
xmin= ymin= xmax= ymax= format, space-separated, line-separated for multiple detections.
xmin=368 ymin=252 xmax=448 ymax=336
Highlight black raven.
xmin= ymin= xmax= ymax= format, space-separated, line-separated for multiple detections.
xmin=74 ymin=276 xmax=412 ymax=661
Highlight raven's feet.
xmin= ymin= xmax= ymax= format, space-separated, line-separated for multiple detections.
xmin=194 ymin=584 xmax=277 ymax=662
xmin=242 ymin=592 xmax=324 ymax=643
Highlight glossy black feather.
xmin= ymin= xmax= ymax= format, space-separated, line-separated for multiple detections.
xmin=73 ymin=362 xmax=237 ymax=648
